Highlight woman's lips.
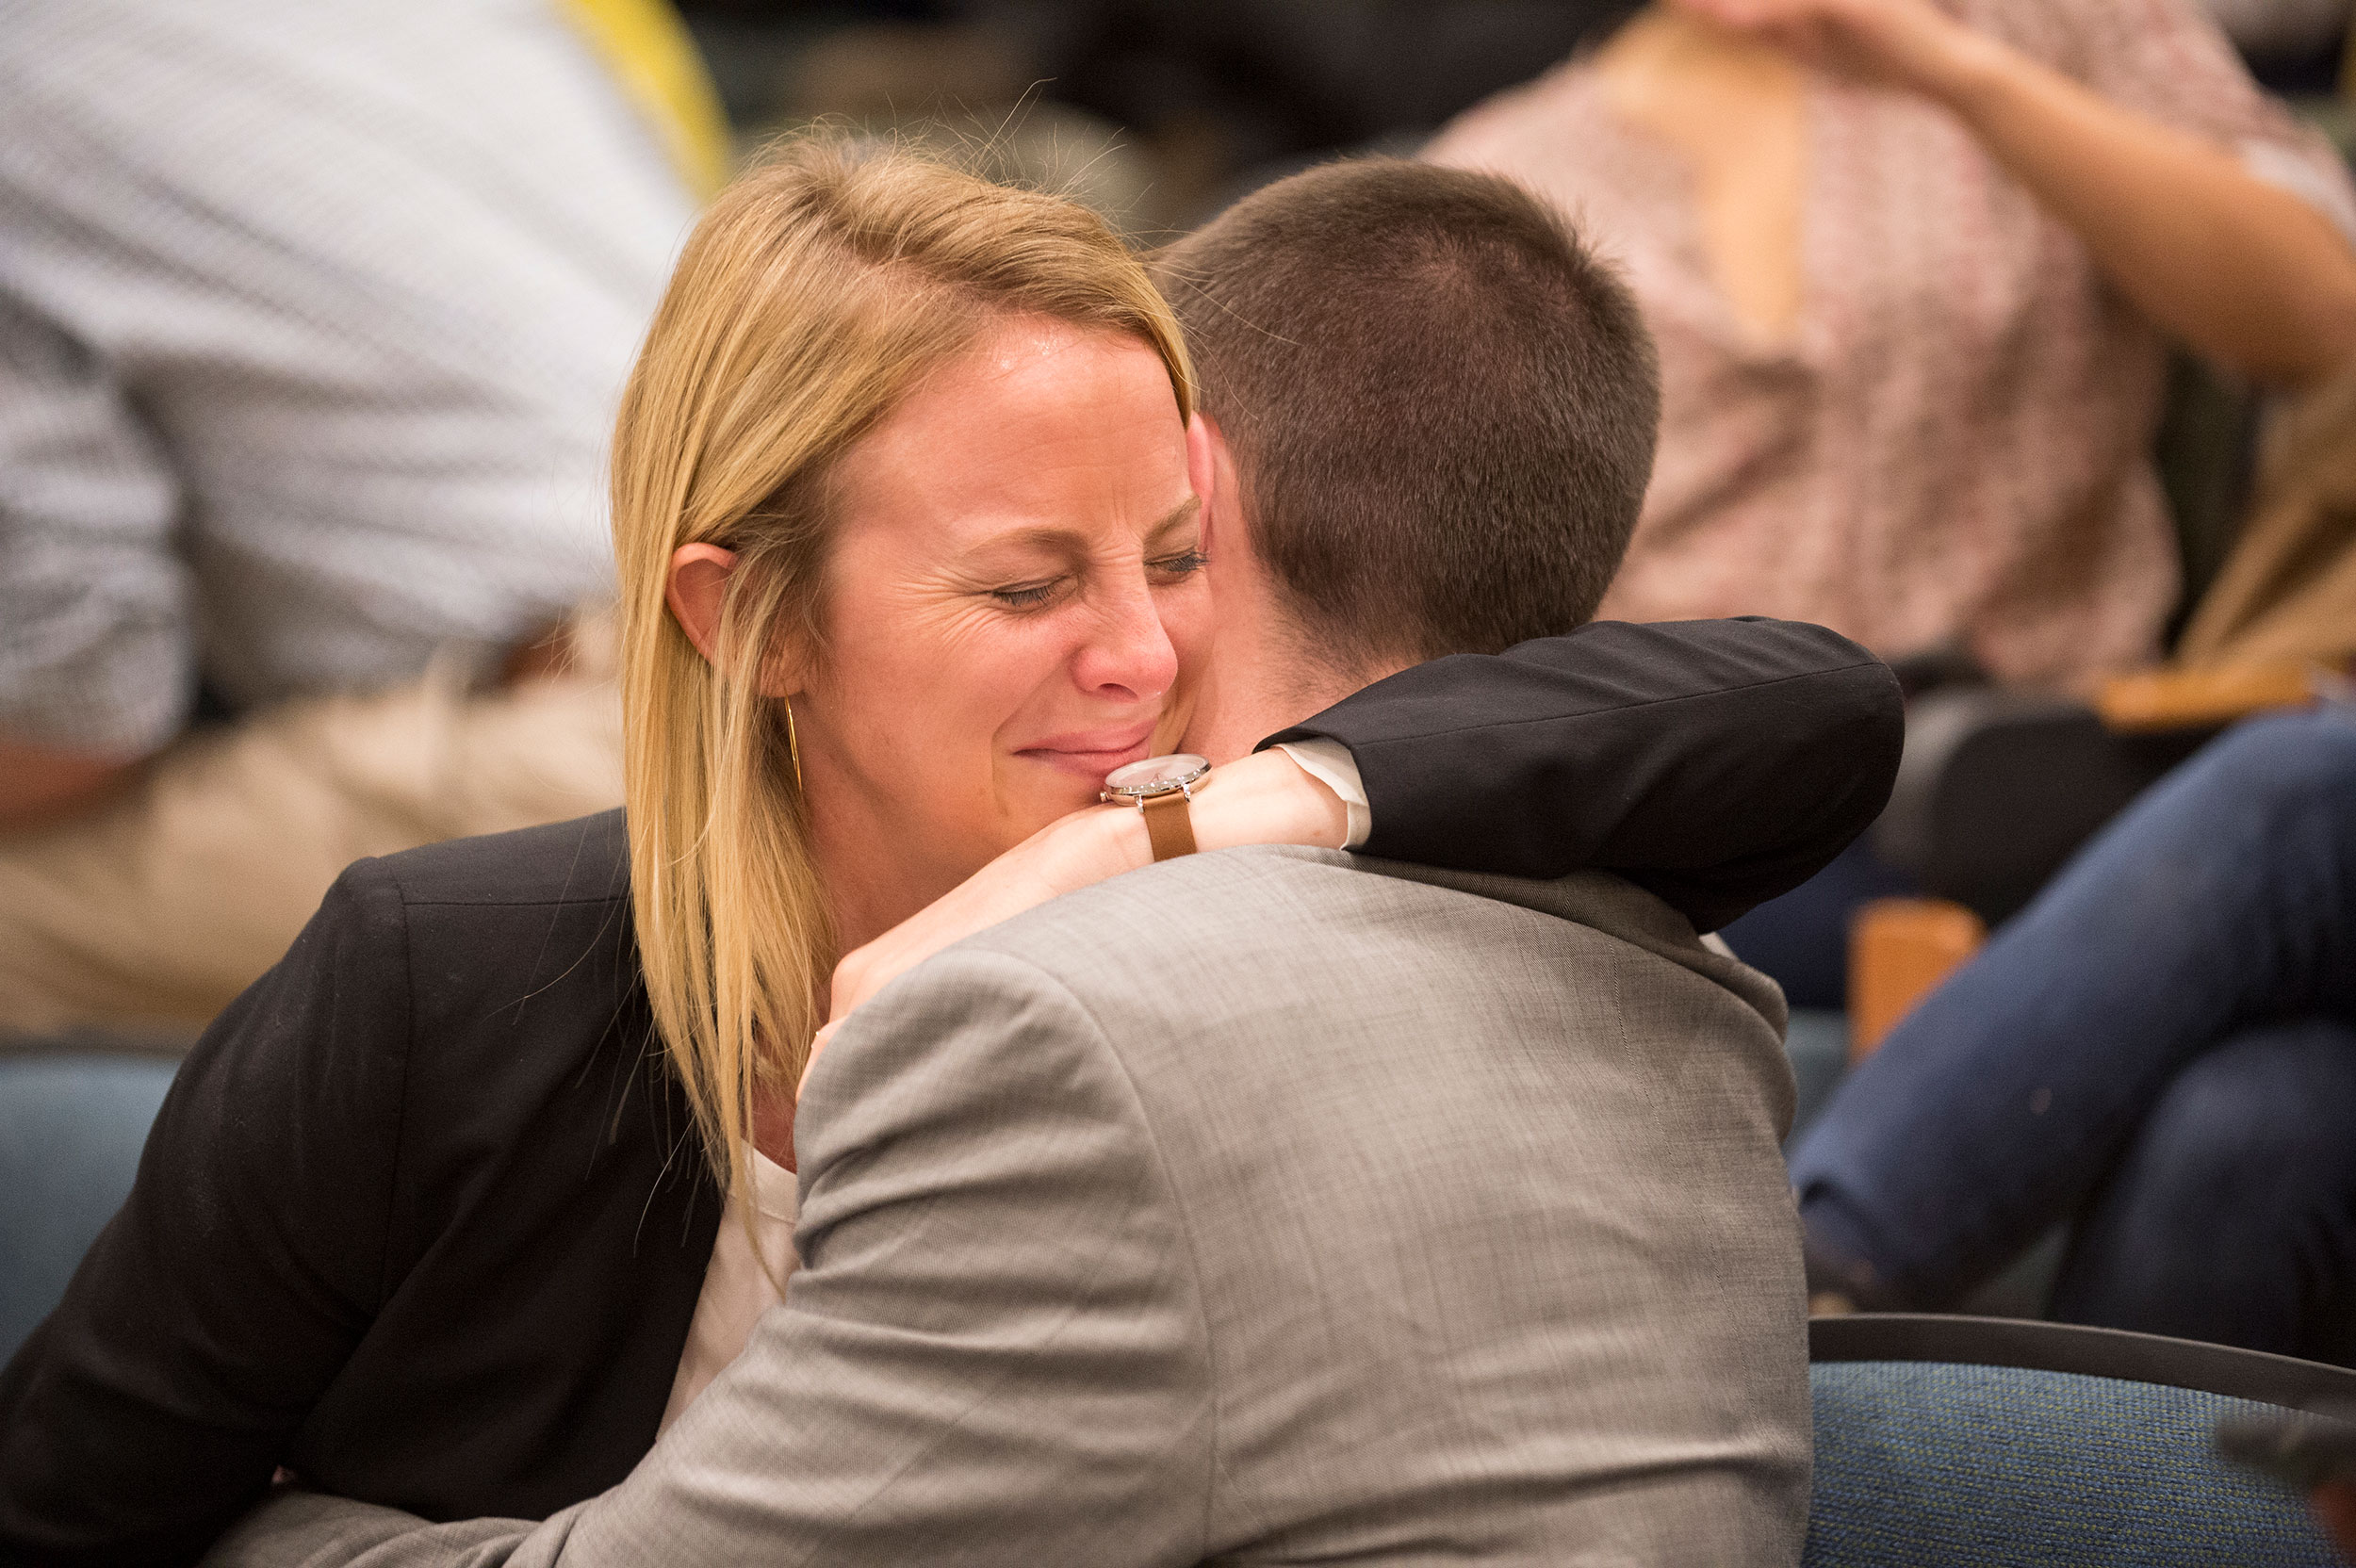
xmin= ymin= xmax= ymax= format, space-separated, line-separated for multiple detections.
xmin=1015 ymin=723 xmax=1158 ymax=778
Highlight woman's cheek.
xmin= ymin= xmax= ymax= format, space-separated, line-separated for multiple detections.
xmin=949 ymin=612 xmax=1076 ymax=748
xmin=1160 ymin=579 xmax=1218 ymax=678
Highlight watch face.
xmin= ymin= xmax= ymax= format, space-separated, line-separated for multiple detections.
xmin=1104 ymin=753 xmax=1210 ymax=796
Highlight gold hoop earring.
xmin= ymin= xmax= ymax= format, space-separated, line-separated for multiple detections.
xmin=783 ymin=697 xmax=804 ymax=792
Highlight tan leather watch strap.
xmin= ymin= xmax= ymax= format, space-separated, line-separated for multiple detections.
xmin=1138 ymin=788 xmax=1198 ymax=862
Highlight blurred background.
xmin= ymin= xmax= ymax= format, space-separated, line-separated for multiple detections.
xmin=674 ymin=0 xmax=2356 ymax=236
xmin=680 ymin=0 xmax=1649 ymax=236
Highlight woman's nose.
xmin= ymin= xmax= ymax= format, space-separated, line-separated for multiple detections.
xmin=1072 ymin=574 xmax=1179 ymax=702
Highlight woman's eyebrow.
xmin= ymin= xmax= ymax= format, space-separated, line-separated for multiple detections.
xmin=963 ymin=497 xmax=1201 ymax=564
xmin=963 ymin=525 xmax=1092 ymax=563
xmin=1144 ymin=496 xmax=1202 ymax=547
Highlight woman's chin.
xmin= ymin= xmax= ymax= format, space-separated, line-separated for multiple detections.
xmin=999 ymin=751 xmax=1131 ymax=825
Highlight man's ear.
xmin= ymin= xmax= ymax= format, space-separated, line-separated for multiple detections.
xmin=1185 ymin=412 xmax=1224 ymax=526
xmin=1187 ymin=410 xmax=1249 ymax=570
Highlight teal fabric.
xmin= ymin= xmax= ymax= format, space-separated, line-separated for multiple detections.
xmin=1808 ymin=1360 xmax=2342 ymax=1566
xmin=0 ymin=1054 xmax=175 ymax=1364
xmin=1784 ymin=1007 xmax=1849 ymax=1143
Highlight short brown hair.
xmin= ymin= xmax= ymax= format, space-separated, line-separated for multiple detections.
xmin=1154 ymin=158 xmax=1658 ymax=669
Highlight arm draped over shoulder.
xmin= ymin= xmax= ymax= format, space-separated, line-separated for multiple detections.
xmin=1265 ymin=617 xmax=1905 ymax=931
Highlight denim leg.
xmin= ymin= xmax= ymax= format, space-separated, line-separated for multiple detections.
xmin=1788 ymin=706 xmax=2356 ymax=1307
xmin=2050 ymin=1018 xmax=2356 ymax=1364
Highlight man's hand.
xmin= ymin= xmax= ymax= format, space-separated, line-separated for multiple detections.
xmin=0 ymin=737 xmax=147 ymax=835
xmin=1668 ymin=0 xmax=1999 ymax=101
xmin=805 ymin=752 xmax=1347 ymax=1091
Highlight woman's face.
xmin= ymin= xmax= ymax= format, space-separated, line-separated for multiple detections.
xmin=793 ymin=314 xmax=1210 ymax=922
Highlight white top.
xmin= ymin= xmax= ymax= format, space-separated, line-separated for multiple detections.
xmin=659 ymin=744 xmax=1375 ymax=1422
xmin=659 ymin=1145 xmax=801 ymax=1435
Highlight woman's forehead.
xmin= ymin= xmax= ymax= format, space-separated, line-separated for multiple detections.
xmin=831 ymin=318 xmax=1190 ymax=551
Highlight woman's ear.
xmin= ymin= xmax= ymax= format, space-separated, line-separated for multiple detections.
xmin=665 ymin=544 xmax=738 ymax=667
xmin=667 ymin=542 xmax=814 ymax=698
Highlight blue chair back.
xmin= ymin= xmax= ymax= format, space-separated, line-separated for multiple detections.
xmin=1808 ymin=1314 xmax=2356 ymax=1567
xmin=0 ymin=1053 xmax=177 ymax=1364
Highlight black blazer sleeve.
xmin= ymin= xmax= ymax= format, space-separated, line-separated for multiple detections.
xmin=1262 ymin=618 xmax=1904 ymax=932
xmin=0 ymin=812 xmax=719 ymax=1567
xmin=0 ymin=866 xmax=412 ymax=1565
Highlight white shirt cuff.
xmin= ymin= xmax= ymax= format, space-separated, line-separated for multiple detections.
xmin=1271 ymin=737 xmax=1372 ymax=849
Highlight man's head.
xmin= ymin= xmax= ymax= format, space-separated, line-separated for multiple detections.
xmin=1155 ymin=157 xmax=1659 ymax=755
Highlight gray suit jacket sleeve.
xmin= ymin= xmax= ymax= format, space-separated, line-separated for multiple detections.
xmin=204 ymin=949 xmax=1215 ymax=1568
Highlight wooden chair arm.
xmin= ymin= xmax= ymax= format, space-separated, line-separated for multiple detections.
xmin=2095 ymin=663 xmax=2324 ymax=734
xmin=1848 ymin=897 xmax=1987 ymax=1063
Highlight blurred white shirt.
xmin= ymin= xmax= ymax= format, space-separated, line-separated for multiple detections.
xmin=0 ymin=0 xmax=695 ymax=753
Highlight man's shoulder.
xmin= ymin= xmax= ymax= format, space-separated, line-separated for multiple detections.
xmin=813 ymin=842 xmax=1796 ymax=1160
xmin=350 ymin=808 xmax=631 ymax=911
xmin=962 ymin=844 xmax=1782 ymax=1033
xmin=939 ymin=842 xmax=1795 ymax=1133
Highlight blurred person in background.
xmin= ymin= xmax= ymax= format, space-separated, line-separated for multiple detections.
xmin=1427 ymin=0 xmax=2356 ymax=1000
xmin=1790 ymin=702 xmax=2356 ymax=1365
xmin=1429 ymin=0 xmax=2356 ymax=692
xmin=0 ymin=0 xmax=715 ymax=1038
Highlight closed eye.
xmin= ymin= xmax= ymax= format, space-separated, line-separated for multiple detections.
xmin=989 ymin=578 xmax=1065 ymax=609
xmin=1150 ymin=548 xmax=1208 ymax=581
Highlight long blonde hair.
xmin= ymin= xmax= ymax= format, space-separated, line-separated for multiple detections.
xmin=613 ymin=139 xmax=1193 ymax=1207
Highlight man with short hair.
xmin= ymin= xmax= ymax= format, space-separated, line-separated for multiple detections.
xmin=1160 ymin=155 xmax=1659 ymax=691
xmin=207 ymin=160 xmax=1868 ymax=1567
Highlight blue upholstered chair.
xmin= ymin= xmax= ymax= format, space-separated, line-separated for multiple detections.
xmin=1808 ymin=1313 xmax=2356 ymax=1567
xmin=0 ymin=1053 xmax=178 ymax=1364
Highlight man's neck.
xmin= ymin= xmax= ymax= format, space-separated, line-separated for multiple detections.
xmin=1185 ymin=612 xmax=1406 ymax=762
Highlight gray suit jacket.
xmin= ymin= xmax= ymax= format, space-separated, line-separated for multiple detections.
xmin=206 ymin=847 xmax=1810 ymax=1568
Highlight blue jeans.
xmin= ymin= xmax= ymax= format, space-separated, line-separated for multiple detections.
xmin=1788 ymin=708 xmax=2356 ymax=1363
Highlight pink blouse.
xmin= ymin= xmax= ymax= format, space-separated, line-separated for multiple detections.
xmin=1428 ymin=0 xmax=2355 ymax=687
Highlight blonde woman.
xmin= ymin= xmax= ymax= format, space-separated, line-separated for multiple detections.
xmin=0 ymin=143 xmax=1894 ymax=1560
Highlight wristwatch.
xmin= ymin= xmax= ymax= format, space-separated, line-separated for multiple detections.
xmin=1100 ymin=753 xmax=1210 ymax=862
